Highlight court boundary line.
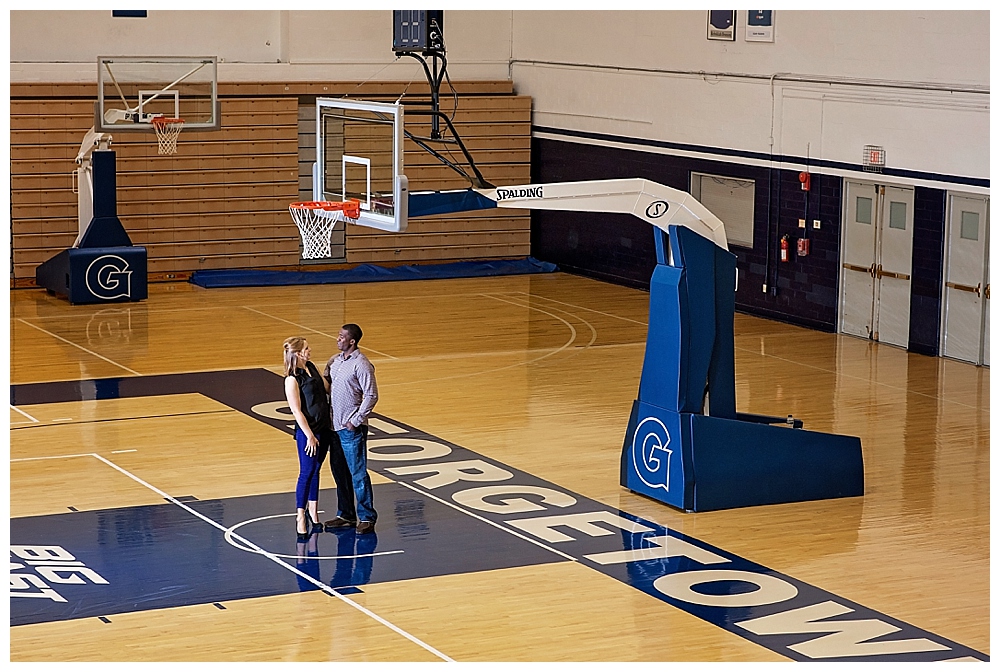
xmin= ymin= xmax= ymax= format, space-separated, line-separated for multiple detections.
xmin=16 ymin=318 xmax=142 ymax=376
xmin=9 ymin=408 xmax=236 ymax=430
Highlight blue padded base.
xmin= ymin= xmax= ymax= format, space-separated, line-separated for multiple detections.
xmin=189 ymin=257 xmax=557 ymax=288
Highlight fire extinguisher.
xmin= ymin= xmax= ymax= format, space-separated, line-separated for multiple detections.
xmin=780 ymin=234 xmax=790 ymax=262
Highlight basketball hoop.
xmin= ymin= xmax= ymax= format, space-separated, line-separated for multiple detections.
xmin=151 ymin=117 xmax=185 ymax=155
xmin=289 ymin=200 xmax=361 ymax=259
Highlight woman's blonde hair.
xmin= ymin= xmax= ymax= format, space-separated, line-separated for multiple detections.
xmin=283 ymin=337 xmax=307 ymax=376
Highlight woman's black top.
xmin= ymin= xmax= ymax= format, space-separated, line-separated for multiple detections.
xmin=291 ymin=361 xmax=330 ymax=433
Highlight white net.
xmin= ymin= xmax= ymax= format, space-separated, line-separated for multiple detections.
xmin=152 ymin=118 xmax=184 ymax=155
xmin=289 ymin=203 xmax=355 ymax=259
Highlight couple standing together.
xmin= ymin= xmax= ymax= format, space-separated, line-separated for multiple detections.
xmin=283 ymin=324 xmax=378 ymax=539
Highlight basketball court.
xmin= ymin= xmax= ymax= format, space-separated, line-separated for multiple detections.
xmin=9 ymin=272 xmax=990 ymax=662
xmin=8 ymin=13 xmax=991 ymax=665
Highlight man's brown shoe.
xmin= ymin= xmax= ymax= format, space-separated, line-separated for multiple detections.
xmin=324 ymin=516 xmax=356 ymax=530
xmin=356 ymin=521 xmax=375 ymax=534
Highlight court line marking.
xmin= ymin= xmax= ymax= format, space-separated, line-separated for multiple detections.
xmin=9 ymin=409 xmax=236 ymax=431
xmin=381 ymin=294 xmax=581 ymax=389
xmin=489 ymin=293 xmax=599 ymax=349
xmin=81 ymin=452 xmax=454 ymax=662
xmin=10 ymin=405 xmax=40 ymax=423
xmin=15 ymin=318 xmax=142 ymax=376
xmin=513 ymin=291 xmax=649 ymax=326
xmin=396 ymin=481 xmax=578 ymax=563
xmin=223 ymin=512 xmax=407 ymax=561
xmin=240 ymin=306 xmax=398 ymax=360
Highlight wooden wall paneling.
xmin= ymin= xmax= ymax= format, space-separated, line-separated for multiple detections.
xmin=11 ymin=83 xmax=531 ymax=284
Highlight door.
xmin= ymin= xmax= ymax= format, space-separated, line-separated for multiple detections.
xmin=941 ymin=194 xmax=990 ymax=365
xmin=839 ymin=181 xmax=915 ymax=347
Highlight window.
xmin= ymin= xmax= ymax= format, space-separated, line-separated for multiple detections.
xmin=856 ymin=197 xmax=873 ymax=225
xmin=690 ymin=173 xmax=756 ymax=248
xmin=960 ymin=210 xmax=980 ymax=240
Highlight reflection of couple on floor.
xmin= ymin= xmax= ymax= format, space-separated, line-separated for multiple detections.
xmin=295 ymin=529 xmax=377 ymax=592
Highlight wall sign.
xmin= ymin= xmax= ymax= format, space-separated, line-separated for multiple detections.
xmin=707 ymin=11 xmax=736 ymax=41
xmin=746 ymin=10 xmax=774 ymax=42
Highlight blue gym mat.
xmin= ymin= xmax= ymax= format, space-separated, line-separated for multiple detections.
xmin=189 ymin=257 xmax=558 ymax=288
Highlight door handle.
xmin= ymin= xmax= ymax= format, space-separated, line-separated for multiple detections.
xmin=947 ymin=281 xmax=982 ymax=295
xmin=876 ymin=265 xmax=911 ymax=281
xmin=842 ymin=263 xmax=872 ymax=275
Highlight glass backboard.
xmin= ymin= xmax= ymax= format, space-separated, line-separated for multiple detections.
xmin=96 ymin=56 xmax=219 ymax=132
xmin=316 ymin=98 xmax=408 ymax=233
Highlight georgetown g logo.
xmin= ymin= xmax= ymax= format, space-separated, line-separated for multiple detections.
xmin=85 ymin=255 xmax=133 ymax=300
xmin=632 ymin=416 xmax=673 ymax=491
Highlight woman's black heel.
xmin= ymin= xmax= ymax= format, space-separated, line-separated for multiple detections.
xmin=306 ymin=511 xmax=323 ymax=533
xmin=296 ymin=513 xmax=310 ymax=541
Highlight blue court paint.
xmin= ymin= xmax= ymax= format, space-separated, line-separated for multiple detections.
xmin=11 ymin=485 xmax=561 ymax=627
xmin=10 ymin=371 xmax=988 ymax=662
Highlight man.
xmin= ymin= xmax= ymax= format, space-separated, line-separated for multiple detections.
xmin=322 ymin=323 xmax=379 ymax=534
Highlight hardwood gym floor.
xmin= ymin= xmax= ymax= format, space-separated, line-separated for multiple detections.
xmin=8 ymin=273 xmax=989 ymax=662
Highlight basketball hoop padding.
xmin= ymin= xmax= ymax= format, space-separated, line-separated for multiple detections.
xmin=289 ymin=200 xmax=361 ymax=259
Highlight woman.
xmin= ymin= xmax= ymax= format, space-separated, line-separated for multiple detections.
xmin=283 ymin=336 xmax=330 ymax=540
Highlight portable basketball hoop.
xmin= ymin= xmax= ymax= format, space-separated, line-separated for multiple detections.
xmin=289 ymin=200 xmax=361 ymax=259
xmin=151 ymin=117 xmax=185 ymax=155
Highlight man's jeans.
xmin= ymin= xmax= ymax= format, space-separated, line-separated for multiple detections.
xmin=333 ymin=425 xmax=376 ymax=523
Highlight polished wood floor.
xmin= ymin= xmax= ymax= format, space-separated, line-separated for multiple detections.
xmin=8 ymin=273 xmax=990 ymax=662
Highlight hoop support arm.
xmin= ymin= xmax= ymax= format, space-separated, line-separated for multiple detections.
xmin=477 ymin=178 xmax=729 ymax=250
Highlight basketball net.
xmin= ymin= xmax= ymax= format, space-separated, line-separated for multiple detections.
xmin=152 ymin=117 xmax=185 ymax=155
xmin=289 ymin=201 xmax=361 ymax=259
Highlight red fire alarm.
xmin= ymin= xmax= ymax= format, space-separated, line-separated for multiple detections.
xmin=798 ymin=172 xmax=811 ymax=192
xmin=797 ymin=238 xmax=810 ymax=256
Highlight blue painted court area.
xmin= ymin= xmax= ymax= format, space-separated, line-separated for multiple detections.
xmin=10 ymin=483 xmax=562 ymax=627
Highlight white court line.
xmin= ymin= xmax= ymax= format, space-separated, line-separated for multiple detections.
xmin=381 ymin=295 xmax=580 ymax=389
xmin=10 ymin=405 xmax=40 ymax=423
xmin=490 ymin=293 xmax=599 ymax=349
xmin=224 ymin=513 xmax=406 ymax=561
xmin=514 ymin=291 xmax=650 ymax=326
xmin=397 ymin=481 xmax=578 ymax=563
xmin=241 ymin=306 xmax=398 ymax=360
xmin=82 ymin=453 xmax=453 ymax=662
xmin=16 ymin=318 xmax=142 ymax=376
xmin=11 ymin=453 xmax=97 ymax=462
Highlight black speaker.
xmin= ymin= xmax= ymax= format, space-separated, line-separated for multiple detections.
xmin=392 ymin=10 xmax=444 ymax=55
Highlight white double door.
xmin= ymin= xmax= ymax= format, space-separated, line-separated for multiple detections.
xmin=941 ymin=193 xmax=990 ymax=366
xmin=839 ymin=181 xmax=915 ymax=348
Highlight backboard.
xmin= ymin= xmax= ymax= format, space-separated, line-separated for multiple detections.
xmin=315 ymin=98 xmax=408 ymax=233
xmin=96 ymin=56 xmax=220 ymax=132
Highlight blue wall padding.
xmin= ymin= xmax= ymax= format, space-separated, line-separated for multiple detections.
xmin=408 ymin=189 xmax=498 ymax=217
xmin=190 ymin=257 xmax=557 ymax=288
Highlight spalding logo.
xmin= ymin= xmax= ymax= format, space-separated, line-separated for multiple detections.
xmin=85 ymin=255 xmax=132 ymax=300
xmin=632 ymin=416 xmax=673 ymax=491
xmin=645 ymin=201 xmax=670 ymax=219
xmin=496 ymin=186 xmax=543 ymax=200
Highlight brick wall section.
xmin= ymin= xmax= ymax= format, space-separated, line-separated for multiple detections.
xmin=531 ymin=138 xmax=845 ymax=331
xmin=908 ymin=187 xmax=947 ymax=356
xmin=754 ymin=170 xmax=843 ymax=331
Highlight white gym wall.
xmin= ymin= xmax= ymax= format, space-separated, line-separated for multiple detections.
xmin=10 ymin=9 xmax=989 ymax=188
